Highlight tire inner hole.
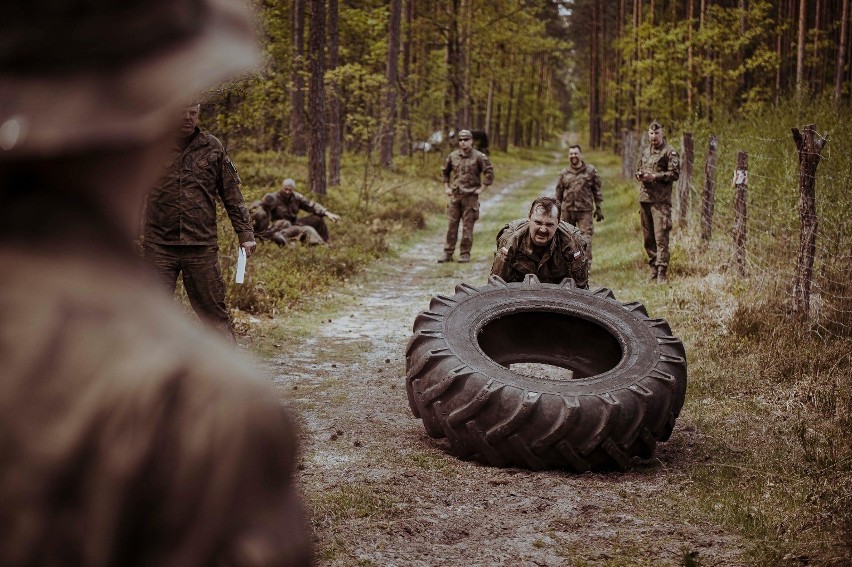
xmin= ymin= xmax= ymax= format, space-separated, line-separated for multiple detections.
xmin=477 ymin=311 xmax=622 ymax=380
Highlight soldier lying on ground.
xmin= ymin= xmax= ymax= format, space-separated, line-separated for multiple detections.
xmin=266 ymin=178 xmax=340 ymax=242
xmin=250 ymin=194 xmax=326 ymax=246
xmin=490 ymin=196 xmax=590 ymax=288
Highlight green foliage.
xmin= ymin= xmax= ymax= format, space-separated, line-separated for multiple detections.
xmin=216 ymin=149 xmax=442 ymax=316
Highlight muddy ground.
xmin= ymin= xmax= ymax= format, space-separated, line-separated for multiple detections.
xmin=256 ymin=166 xmax=746 ymax=566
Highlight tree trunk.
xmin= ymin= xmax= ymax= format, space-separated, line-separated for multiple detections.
xmin=796 ymin=0 xmax=807 ymax=100
xmin=327 ymin=0 xmax=342 ymax=186
xmin=380 ymin=0 xmax=403 ymax=168
xmin=502 ymin=78 xmax=514 ymax=152
xmin=732 ymin=151 xmax=748 ymax=276
xmin=700 ymin=134 xmax=718 ymax=243
xmin=307 ymin=0 xmax=326 ymax=195
xmin=400 ymin=0 xmax=413 ymax=157
xmin=622 ymin=130 xmax=638 ymax=179
xmin=836 ymin=0 xmax=850 ymax=108
xmin=444 ymin=0 xmax=461 ymax=134
xmin=290 ymin=0 xmax=307 ymax=156
xmin=791 ymin=124 xmax=828 ymax=317
xmin=589 ymin=0 xmax=600 ymax=148
xmin=485 ymin=78 xmax=494 ymax=140
xmin=687 ymin=0 xmax=694 ymax=114
xmin=677 ymin=132 xmax=694 ymax=227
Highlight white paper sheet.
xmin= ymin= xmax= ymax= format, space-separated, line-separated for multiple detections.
xmin=235 ymin=247 xmax=247 ymax=284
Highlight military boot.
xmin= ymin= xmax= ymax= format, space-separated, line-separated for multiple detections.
xmin=657 ymin=265 xmax=668 ymax=284
xmin=648 ymin=265 xmax=658 ymax=283
xmin=437 ymin=253 xmax=453 ymax=263
xmin=458 ymin=254 xmax=470 ymax=263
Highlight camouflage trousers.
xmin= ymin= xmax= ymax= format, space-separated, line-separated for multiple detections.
xmin=263 ymin=220 xmax=326 ymax=246
xmin=443 ymin=193 xmax=480 ymax=257
xmin=143 ymin=242 xmax=233 ymax=339
xmin=294 ymin=214 xmax=329 ymax=242
xmin=563 ymin=210 xmax=594 ymax=261
xmin=639 ymin=202 xmax=672 ymax=268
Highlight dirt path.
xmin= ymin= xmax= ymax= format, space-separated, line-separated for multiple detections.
xmin=264 ymin=163 xmax=745 ymax=566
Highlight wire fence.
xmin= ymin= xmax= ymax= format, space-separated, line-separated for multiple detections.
xmin=623 ymin=113 xmax=852 ymax=339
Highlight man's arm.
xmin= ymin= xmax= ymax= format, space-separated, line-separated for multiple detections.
xmin=441 ymin=154 xmax=453 ymax=194
xmin=490 ymin=244 xmax=516 ymax=283
xmin=554 ymin=172 xmax=565 ymax=211
xmin=217 ymin=154 xmax=256 ymax=255
xmin=657 ymin=148 xmax=680 ymax=184
xmin=479 ymin=153 xmax=494 ymax=187
xmin=294 ymin=192 xmax=328 ymax=218
xmin=591 ymin=167 xmax=604 ymax=221
xmin=559 ymin=223 xmax=590 ymax=289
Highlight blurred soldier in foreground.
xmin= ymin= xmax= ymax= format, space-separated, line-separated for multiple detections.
xmin=0 ymin=1 xmax=312 ymax=565
xmin=266 ymin=178 xmax=340 ymax=242
xmin=491 ymin=197 xmax=589 ymax=288
xmin=635 ymin=120 xmax=680 ymax=284
xmin=555 ymin=145 xmax=603 ymax=265
xmin=143 ymin=101 xmax=256 ymax=339
xmin=438 ymin=129 xmax=494 ymax=263
xmin=250 ymin=194 xmax=326 ymax=246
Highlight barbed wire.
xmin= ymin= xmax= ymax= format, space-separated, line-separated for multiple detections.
xmin=625 ymin=126 xmax=852 ymax=339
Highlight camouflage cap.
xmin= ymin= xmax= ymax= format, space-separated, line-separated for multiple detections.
xmin=458 ymin=129 xmax=473 ymax=140
xmin=648 ymin=120 xmax=663 ymax=131
xmin=281 ymin=178 xmax=297 ymax=189
xmin=0 ymin=0 xmax=260 ymax=157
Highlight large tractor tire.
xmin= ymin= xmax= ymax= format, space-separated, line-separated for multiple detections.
xmin=405 ymin=275 xmax=687 ymax=471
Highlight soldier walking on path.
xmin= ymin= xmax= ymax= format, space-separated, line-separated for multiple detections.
xmin=438 ymin=129 xmax=494 ymax=263
xmin=635 ymin=120 xmax=680 ymax=284
xmin=555 ymin=145 xmax=603 ymax=265
xmin=143 ymin=102 xmax=256 ymax=339
xmin=266 ymin=178 xmax=340 ymax=242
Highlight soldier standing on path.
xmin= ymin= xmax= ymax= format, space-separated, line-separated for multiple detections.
xmin=635 ymin=120 xmax=680 ymax=284
xmin=554 ymin=145 xmax=603 ymax=265
xmin=266 ymin=178 xmax=340 ymax=242
xmin=143 ymin=102 xmax=255 ymax=339
xmin=438 ymin=129 xmax=494 ymax=263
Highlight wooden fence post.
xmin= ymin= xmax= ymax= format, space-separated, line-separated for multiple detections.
xmin=700 ymin=134 xmax=718 ymax=243
xmin=622 ymin=129 xmax=638 ymax=179
xmin=791 ymin=124 xmax=828 ymax=317
xmin=732 ymin=151 xmax=748 ymax=276
xmin=677 ymin=132 xmax=694 ymax=227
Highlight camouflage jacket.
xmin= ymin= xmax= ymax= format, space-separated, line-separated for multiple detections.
xmin=555 ymin=162 xmax=602 ymax=212
xmin=441 ymin=148 xmax=494 ymax=194
xmin=636 ymin=141 xmax=680 ymax=204
xmin=0 ymin=243 xmax=311 ymax=566
xmin=490 ymin=218 xmax=589 ymax=288
xmin=266 ymin=190 xmax=328 ymax=223
xmin=143 ymin=129 xmax=254 ymax=245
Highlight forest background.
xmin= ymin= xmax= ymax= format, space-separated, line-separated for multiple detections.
xmin=198 ymin=0 xmax=851 ymax=564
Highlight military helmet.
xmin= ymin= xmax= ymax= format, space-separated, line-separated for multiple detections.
xmin=0 ymin=0 xmax=259 ymax=157
xmin=281 ymin=178 xmax=297 ymax=190
xmin=457 ymin=129 xmax=473 ymax=140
